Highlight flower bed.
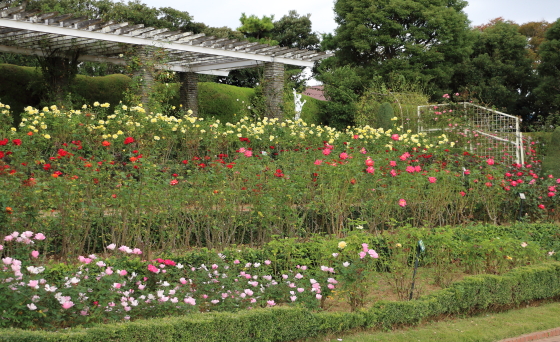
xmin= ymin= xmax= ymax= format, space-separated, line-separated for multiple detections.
xmin=2 ymin=261 xmax=560 ymax=341
xmin=2 ymin=223 xmax=558 ymax=330
xmin=0 ymin=102 xmax=558 ymax=257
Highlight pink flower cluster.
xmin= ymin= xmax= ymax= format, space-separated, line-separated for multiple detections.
xmin=106 ymin=244 xmax=142 ymax=255
xmin=3 ymin=231 xmax=46 ymax=244
xmin=359 ymin=243 xmax=379 ymax=259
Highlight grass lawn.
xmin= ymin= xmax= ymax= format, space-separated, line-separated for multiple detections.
xmin=307 ymin=301 xmax=560 ymax=342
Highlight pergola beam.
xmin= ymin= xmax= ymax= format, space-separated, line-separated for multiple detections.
xmin=0 ymin=10 xmax=332 ymax=117
xmin=0 ymin=19 xmax=317 ymax=67
xmin=0 ymin=44 xmax=229 ymax=76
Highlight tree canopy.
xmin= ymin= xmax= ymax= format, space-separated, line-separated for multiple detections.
xmin=535 ymin=19 xmax=560 ymax=119
xmin=237 ymin=13 xmax=276 ymax=44
xmin=26 ymin=0 xmax=194 ymax=31
xmin=325 ymin=0 xmax=473 ymax=96
xmin=271 ymin=10 xmax=320 ymax=50
xmin=453 ymin=20 xmax=536 ymax=118
xmin=219 ymin=11 xmax=320 ymax=88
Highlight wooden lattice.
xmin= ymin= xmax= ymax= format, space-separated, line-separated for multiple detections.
xmin=0 ymin=2 xmax=331 ymax=76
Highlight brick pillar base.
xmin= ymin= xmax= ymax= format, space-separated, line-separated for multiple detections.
xmin=179 ymin=72 xmax=198 ymax=116
xmin=264 ymin=62 xmax=284 ymax=119
xmin=133 ymin=47 xmax=154 ymax=109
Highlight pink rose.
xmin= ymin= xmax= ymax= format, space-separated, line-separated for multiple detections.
xmin=62 ymin=301 xmax=74 ymax=309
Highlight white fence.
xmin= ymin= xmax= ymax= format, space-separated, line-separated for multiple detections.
xmin=417 ymin=102 xmax=524 ymax=165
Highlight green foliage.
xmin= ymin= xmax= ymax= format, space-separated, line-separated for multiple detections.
xmin=271 ymin=11 xmax=320 ymax=50
xmin=518 ymin=20 xmax=554 ymax=66
xmin=0 ymin=307 xmax=318 ymax=341
xmin=237 ymin=13 xmax=277 ymax=44
xmin=327 ymin=0 xmax=473 ymax=97
xmin=542 ymin=127 xmax=560 ymax=177
xmin=73 ymin=74 xmax=130 ymax=108
xmin=299 ymin=94 xmax=321 ymax=124
xmin=376 ymin=103 xmax=394 ymax=130
xmin=0 ymin=64 xmax=41 ymax=117
xmin=454 ymin=21 xmax=536 ymax=119
xmin=199 ymin=26 xmax=245 ymax=40
xmin=3 ymin=263 xmax=560 ymax=341
xmin=216 ymin=67 xmax=264 ymax=89
xmin=26 ymin=0 xmax=193 ymax=31
xmin=197 ymin=82 xmax=254 ymax=121
xmin=0 ymin=64 xmax=323 ymax=125
xmin=316 ymin=65 xmax=363 ymax=129
xmin=356 ymin=76 xmax=429 ymax=130
xmin=535 ymin=19 xmax=560 ymax=118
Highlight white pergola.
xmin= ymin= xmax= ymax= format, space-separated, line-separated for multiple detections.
xmin=0 ymin=2 xmax=331 ymax=115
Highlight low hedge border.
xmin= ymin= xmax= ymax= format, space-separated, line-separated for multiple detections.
xmin=2 ymin=262 xmax=560 ymax=342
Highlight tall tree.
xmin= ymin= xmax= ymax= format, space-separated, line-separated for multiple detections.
xmin=453 ymin=20 xmax=536 ymax=119
xmin=271 ymin=10 xmax=320 ymax=50
xmin=518 ymin=20 xmax=553 ymax=65
xmin=316 ymin=65 xmax=364 ymax=129
xmin=326 ymin=0 xmax=473 ymax=97
xmin=219 ymin=10 xmax=320 ymax=88
xmin=535 ymin=19 xmax=560 ymax=120
xmin=237 ymin=13 xmax=276 ymax=44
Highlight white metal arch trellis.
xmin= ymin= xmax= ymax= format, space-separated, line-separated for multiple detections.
xmin=418 ymin=102 xmax=525 ymax=165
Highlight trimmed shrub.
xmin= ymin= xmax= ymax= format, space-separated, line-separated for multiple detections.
xmin=0 ymin=307 xmax=318 ymax=342
xmin=0 ymin=64 xmax=322 ymax=125
xmin=73 ymin=74 xmax=131 ymax=108
xmin=376 ymin=102 xmax=394 ymax=130
xmin=3 ymin=263 xmax=560 ymax=341
xmin=197 ymin=82 xmax=254 ymax=122
xmin=0 ymin=64 xmax=41 ymax=116
xmin=542 ymin=126 xmax=560 ymax=177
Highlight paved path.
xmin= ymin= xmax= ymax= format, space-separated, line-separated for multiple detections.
xmin=497 ymin=327 xmax=560 ymax=342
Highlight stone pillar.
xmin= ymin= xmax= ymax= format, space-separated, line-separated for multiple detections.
xmin=179 ymin=72 xmax=198 ymax=116
xmin=133 ymin=46 xmax=154 ymax=109
xmin=263 ymin=62 xmax=284 ymax=119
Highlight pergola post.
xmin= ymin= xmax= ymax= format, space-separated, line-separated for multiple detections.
xmin=264 ymin=62 xmax=284 ymax=119
xmin=133 ymin=46 xmax=154 ymax=108
xmin=179 ymin=72 xmax=198 ymax=116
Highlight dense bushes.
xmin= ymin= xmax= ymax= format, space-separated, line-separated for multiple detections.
xmin=542 ymin=127 xmax=560 ymax=177
xmin=1 ymin=101 xmax=558 ymax=255
xmin=3 ymin=262 xmax=560 ymax=341
xmin=0 ymin=64 xmax=41 ymax=118
xmin=159 ymin=223 xmax=560 ymax=278
xmin=0 ymin=64 xmax=322 ymax=124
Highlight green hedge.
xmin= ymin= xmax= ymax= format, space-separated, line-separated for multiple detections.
xmin=0 ymin=64 xmax=323 ymax=125
xmin=542 ymin=127 xmax=560 ymax=177
xmin=0 ymin=307 xmax=318 ymax=342
xmin=196 ymin=82 xmax=254 ymax=122
xmin=0 ymin=64 xmax=41 ymax=117
xmin=73 ymin=73 xmax=130 ymax=108
xmin=4 ymin=262 xmax=560 ymax=341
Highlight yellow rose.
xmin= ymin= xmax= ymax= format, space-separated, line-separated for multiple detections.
xmin=338 ymin=241 xmax=347 ymax=249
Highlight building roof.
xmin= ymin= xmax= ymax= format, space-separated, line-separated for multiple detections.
xmin=303 ymin=85 xmax=326 ymax=101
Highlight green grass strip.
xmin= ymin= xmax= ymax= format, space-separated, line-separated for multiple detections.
xmin=318 ymin=301 xmax=560 ymax=342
